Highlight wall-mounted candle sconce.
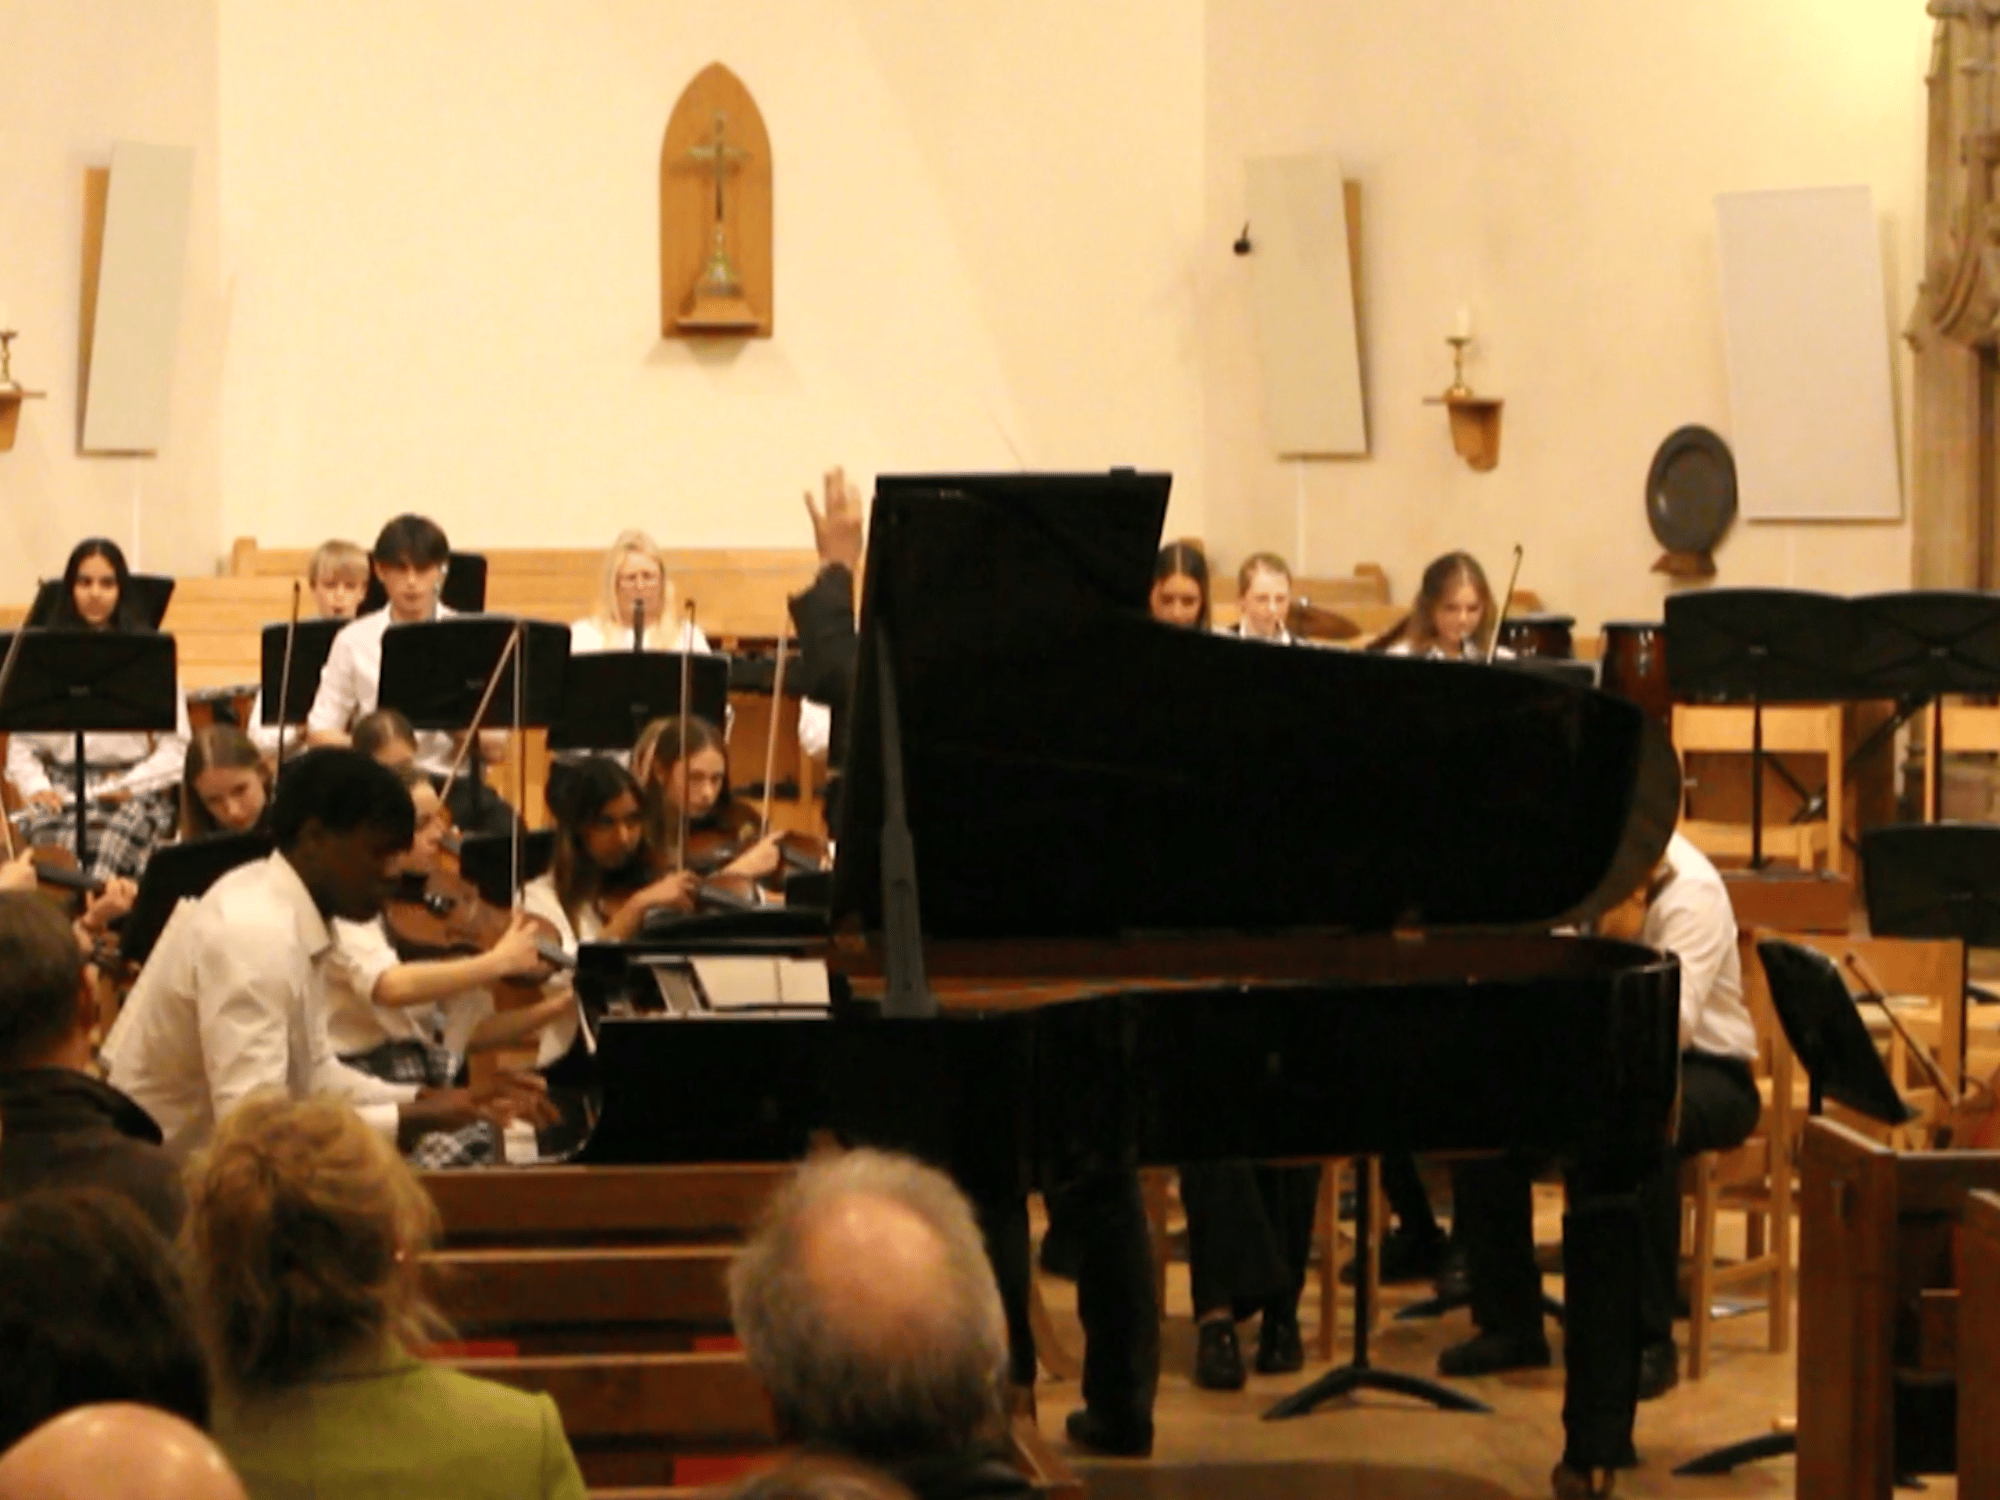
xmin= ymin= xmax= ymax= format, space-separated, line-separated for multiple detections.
xmin=1423 ymin=307 xmax=1503 ymax=471
xmin=0 ymin=331 xmax=48 ymax=453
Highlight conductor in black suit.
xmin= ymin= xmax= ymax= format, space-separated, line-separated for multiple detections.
xmin=786 ymin=469 xmax=1160 ymax=1457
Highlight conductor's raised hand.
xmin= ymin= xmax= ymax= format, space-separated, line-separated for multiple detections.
xmin=804 ymin=466 xmax=865 ymax=573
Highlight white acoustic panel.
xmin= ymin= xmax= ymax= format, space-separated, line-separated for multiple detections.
xmin=82 ymin=140 xmax=195 ymax=454
xmin=1245 ymin=154 xmax=1367 ymax=457
xmin=1714 ymin=186 xmax=1901 ymax=521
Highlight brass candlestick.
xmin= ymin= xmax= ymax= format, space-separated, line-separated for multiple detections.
xmin=0 ymin=332 xmax=19 ymax=394
xmin=1444 ymin=335 xmax=1472 ymax=399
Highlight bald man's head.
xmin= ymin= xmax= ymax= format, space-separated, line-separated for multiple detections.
xmin=0 ymin=1405 xmax=245 ymax=1500
xmin=730 ymin=1151 xmax=1008 ymax=1461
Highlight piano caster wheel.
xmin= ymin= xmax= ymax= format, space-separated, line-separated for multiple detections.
xmin=1550 ymin=1463 xmax=1615 ymax=1498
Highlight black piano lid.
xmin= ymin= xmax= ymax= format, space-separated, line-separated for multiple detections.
xmin=832 ymin=473 xmax=1678 ymax=941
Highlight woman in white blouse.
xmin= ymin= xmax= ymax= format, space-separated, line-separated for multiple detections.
xmin=567 ymin=531 xmax=712 ymax=655
xmin=1371 ymin=551 xmax=1507 ymax=661
xmin=6 ymin=539 xmax=190 ymax=879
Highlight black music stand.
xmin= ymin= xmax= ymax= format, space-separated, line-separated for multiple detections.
xmin=1674 ymin=938 xmax=1916 ymax=1477
xmin=380 ymin=616 xmax=568 ymax=874
xmin=1664 ymin=590 xmax=1853 ymax=869
xmin=545 ymin=652 xmax=730 ymax=753
xmin=119 ymin=831 xmax=274 ymax=965
xmin=728 ymin=649 xmax=805 ymax=697
xmin=1849 ymin=591 xmax=2000 ymax=824
xmin=459 ymin=828 xmax=555 ymax=910
xmin=1863 ymin=821 xmax=2000 ymax=1021
xmin=1264 ymin=1161 xmax=1491 ymax=1420
xmin=360 ymin=552 xmax=487 ymax=616
xmin=259 ymin=618 xmax=347 ymax=728
xmin=0 ymin=631 xmax=180 ymax=866
xmin=26 ymin=575 xmax=174 ymax=631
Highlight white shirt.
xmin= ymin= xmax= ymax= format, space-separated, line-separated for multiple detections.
xmin=1219 ymin=621 xmax=1294 ymax=646
xmin=6 ymin=680 xmax=192 ymax=802
xmin=100 ymin=852 xmax=419 ymax=1157
xmin=567 ymin=616 xmax=713 ymax=656
xmin=307 ymin=605 xmax=458 ymax=773
xmin=517 ymin=875 xmax=586 ymax=1063
xmin=1384 ymin=639 xmax=1514 ymax=661
xmin=324 ymin=915 xmax=494 ymax=1060
xmin=1645 ymin=833 xmax=1758 ymax=1062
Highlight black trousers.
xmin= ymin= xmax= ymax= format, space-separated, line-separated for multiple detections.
xmin=1179 ymin=1161 xmax=1321 ymax=1321
xmin=976 ymin=1171 xmax=1159 ymax=1429
xmin=1381 ymin=1151 xmax=1442 ymax=1240
xmin=1453 ymin=1050 xmax=1762 ymax=1346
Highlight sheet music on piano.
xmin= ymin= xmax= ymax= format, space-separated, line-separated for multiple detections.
xmin=623 ymin=953 xmax=832 ymax=1016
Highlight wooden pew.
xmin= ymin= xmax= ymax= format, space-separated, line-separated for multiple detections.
xmin=1796 ymin=1117 xmax=2000 ymax=1498
xmin=419 ymin=1165 xmax=1082 ymax=1499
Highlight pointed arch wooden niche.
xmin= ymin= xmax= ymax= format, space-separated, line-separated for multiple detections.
xmin=1909 ymin=4 xmax=2000 ymax=588
xmin=661 ymin=63 xmax=774 ymax=338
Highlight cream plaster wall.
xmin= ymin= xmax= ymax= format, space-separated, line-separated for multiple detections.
xmin=0 ymin=0 xmax=223 ymax=598
xmin=215 ymin=0 xmax=1207 ymax=556
xmin=1201 ymin=2 xmax=1933 ymax=629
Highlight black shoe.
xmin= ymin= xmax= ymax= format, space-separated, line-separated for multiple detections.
xmin=1255 ymin=1313 xmax=1305 ymax=1374
xmin=1064 ymin=1408 xmax=1154 ymax=1458
xmin=1636 ymin=1339 xmax=1679 ymax=1401
xmin=1193 ymin=1319 xmax=1246 ymax=1390
xmin=1342 ymin=1225 xmax=1447 ymax=1285
xmin=1438 ymin=1329 xmax=1552 ymax=1378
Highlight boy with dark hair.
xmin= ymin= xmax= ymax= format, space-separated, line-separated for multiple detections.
xmin=305 ymin=515 xmax=455 ymax=765
xmin=0 ymin=895 xmax=183 ymax=1236
xmin=102 ymin=749 xmax=550 ymax=1159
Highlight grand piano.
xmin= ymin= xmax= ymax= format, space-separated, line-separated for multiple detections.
xmin=560 ymin=472 xmax=1684 ymax=1492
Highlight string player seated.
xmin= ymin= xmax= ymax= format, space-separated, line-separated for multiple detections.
xmin=1222 ymin=552 xmax=1294 ymax=644
xmin=6 ymin=539 xmax=191 ymax=882
xmin=179 ymin=725 xmax=273 ymax=842
xmin=521 ymin=756 xmax=698 ymax=949
xmin=633 ymin=714 xmax=785 ymax=885
xmin=1371 ymin=551 xmax=1509 ymax=661
xmin=1149 ymin=539 xmax=1211 ymax=630
xmin=325 ymin=766 xmax=574 ymax=1168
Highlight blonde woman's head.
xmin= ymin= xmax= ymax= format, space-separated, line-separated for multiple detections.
xmin=599 ymin=531 xmax=676 ymax=635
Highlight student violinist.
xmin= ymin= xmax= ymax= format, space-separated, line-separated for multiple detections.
xmin=1373 ymin=551 xmax=1504 ymax=661
xmin=521 ymin=756 xmax=698 ymax=947
xmin=1225 ymin=553 xmax=1293 ymax=643
xmin=323 ymin=766 xmax=573 ymax=1167
xmin=1149 ymin=540 xmax=1211 ymax=630
xmin=179 ymin=725 xmax=273 ymax=840
xmin=633 ymin=715 xmax=784 ymax=883
xmin=5 ymin=540 xmax=190 ymax=882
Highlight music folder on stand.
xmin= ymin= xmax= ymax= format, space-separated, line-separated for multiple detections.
xmin=120 ymin=831 xmax=274 ymax=966
xmin=545 ymin=651 xmax=730 ymax=754
xmin=259 ymin=618 xmax=347 ymax=729
xmin=0 ymin=630 xmax=180 ymax=867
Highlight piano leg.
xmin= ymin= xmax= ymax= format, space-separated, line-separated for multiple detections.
xmin=1556 ymin=1187 xmax=1642 ymax=1479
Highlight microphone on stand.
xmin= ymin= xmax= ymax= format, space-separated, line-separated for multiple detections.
xmin=632 ymin=598 xmax=645 ymax=654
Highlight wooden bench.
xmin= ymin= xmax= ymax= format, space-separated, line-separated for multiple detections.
xmin=418 ymin=1164 xmax=1081 ymax=1499
xmin=1796 ymin=1116 xmax=2000 ymax=1498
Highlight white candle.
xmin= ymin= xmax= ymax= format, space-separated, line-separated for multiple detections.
xmin=1453 ymin=305 xmax=1472 ymax=341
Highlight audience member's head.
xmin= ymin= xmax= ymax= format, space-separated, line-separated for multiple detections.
xmin=0 ymin=1404 xmax=245 ymax=1500
xmin=729 ymin=1149 xmax=1009 ymax=1462
xmin=183 ymin=1095 xmax=439 ymax=1394
xmin=0 ymin=894 xmax=93 ymax=1074
xmin=728 ymin=1454 xmax=920 ymax=1500
xmin=0 ymin=1190 xmax=210 ymax=1453
xmin=305 ymin=540 xmax=369 ymax=621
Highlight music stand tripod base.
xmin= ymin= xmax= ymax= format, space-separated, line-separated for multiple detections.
xmin=1262 ymin=1159 xmax=1491 ymax=1421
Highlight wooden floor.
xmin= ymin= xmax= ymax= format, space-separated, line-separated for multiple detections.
xmin=1031 ymin=1187 xmax=1955 ymax=1500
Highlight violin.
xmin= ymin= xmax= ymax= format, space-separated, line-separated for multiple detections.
xmin=598 ymin=845 xmax=762 ymax=921
xmin=27 ymin=845 xmax=104 ymax=916
xmin=383 ymin=868 xmax=573 ymax=1007
xmin=682 ymin=801 xmax=828 ymax=887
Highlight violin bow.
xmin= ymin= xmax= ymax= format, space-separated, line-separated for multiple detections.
xmin=0 ymin=621 xmax=32 ymax=860
xmin=438 ymin=625 xmax=522 ymax=811
xmin=511 ymin=618 xmax=528 ymax=908
xmin=1845 ymin=950 xmax=1963 ymax=1109
xmin=1485 ymin=543 xmax=1525 ymax=664
xmin=759 ymin=612 xmax=789 ymax=839
xmin=675 ymin=601 xmax=696 ymax=871
xmin=273 ymin=581 xmax=301 ymax=790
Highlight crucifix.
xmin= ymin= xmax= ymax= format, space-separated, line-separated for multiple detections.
xmin=685 ymin=111 xmax=751 ymax=299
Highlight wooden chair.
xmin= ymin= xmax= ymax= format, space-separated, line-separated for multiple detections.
xmin=1679 ymin=932 xmax=1797 ymax=1378
xmin=1673 ymin=702 xmax=1846 ymax=875
xmin=1919 ymin=700 xmax=2000 ymax=820
xmin=1312 ymin=1158 xmax=1381 ymax=1360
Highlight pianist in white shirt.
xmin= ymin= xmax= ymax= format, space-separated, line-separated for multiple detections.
xmin=101 ymin=748 xmax=551 ymax=1160
xmin=1441 ymin=832 xmax=1760 ymax=1404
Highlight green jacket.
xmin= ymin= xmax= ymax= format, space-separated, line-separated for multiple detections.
xmin=215 ymin=1347 xmax=587 ymax=1500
